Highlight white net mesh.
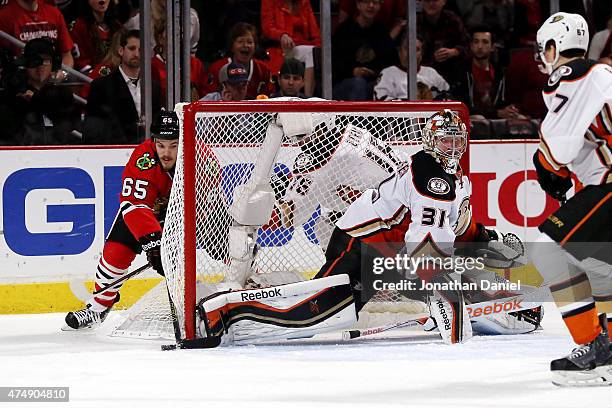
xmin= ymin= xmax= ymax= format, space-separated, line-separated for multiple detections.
xmin=115 ymin=101 xmax=468 ymax=340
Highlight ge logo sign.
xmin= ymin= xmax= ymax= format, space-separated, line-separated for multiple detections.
xmin=3 ymin=168 xmax=96 ymax=256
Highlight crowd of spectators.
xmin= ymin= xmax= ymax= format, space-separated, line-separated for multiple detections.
xmin=0 ymin=0 xmax=611 ymax=145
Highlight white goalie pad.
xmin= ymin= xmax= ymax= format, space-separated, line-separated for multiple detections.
xmin=197 ymin=274 xmax=356 ymax=345
xmin=229 ymin=123 xmax=283 ymax=226
xmin=228 ymin=225 xmax=254 ymax=260
xmin=276 ymin=112 xmax=314 ymax=137
xmin=428 ymin=274 xmax=473 ymax=344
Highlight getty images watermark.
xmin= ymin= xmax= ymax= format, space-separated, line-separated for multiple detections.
xmin=370 ymin=253 xmax=521 ymax=292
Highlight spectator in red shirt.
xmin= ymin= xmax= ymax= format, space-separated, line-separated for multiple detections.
xmin=505 ymin=47 xmax=547 ymax=119
xmin=451 ymin=25 xmax=525 ymax=119
xmin=70 ymin=0 xmax=121 ymax=72
xmin=261 ymin=0 xmax=320 ymax=96
xmin=207 ymin=22 xmax=274 ymax=100
xmin=79 ymin=28 xmax=124 ymax=99
xmin=417 ymin=0 xmax=469 ymax=81
xmin=0 ymin=0 xmax=74 ymax=67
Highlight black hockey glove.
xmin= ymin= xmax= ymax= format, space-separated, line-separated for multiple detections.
xmin=533 ymin=152 xmax=572 ymax=201
xmin=140 ymin=232 xmax=164 ymax=276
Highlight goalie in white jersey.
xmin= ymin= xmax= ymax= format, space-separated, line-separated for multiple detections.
xmin=530 ymin=12 xmax=612 ymax=386
xmin=196 ymin=108 xmax=540 ymax=346
xmin=308 ymin=110 xmax=540 ymax=343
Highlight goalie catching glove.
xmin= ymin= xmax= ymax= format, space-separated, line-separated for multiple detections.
xmin=139 ymin=232 xmax=164 ymax=276
xmin=475 ymin=230 xmax=526 ymax=269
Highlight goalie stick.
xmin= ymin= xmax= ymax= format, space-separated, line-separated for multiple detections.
xmin=343 ymin=285 xmax=548 ymax=340
xmin=343 ymin=317 xmax=430 ymax=340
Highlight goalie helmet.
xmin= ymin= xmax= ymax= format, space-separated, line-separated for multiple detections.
xmin=422 ymin=109 xmax=467 ymax=174
xmin=150 ymin=111 xmax=180 ymax=140
xmin=536 ymin=12 xmax=589 ymax=74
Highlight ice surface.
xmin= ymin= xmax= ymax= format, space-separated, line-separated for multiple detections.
xmin=0 ymin=304 xmax=610 ymax=408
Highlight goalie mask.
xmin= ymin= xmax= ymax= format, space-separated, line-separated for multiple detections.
xmin=422 ymin=109 xmax=467 ymax=174
xmin=536 ymin=12 xmax=589 ymax=75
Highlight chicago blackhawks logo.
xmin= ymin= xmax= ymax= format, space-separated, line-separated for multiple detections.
xmin=136 ymin=153 xmax=155 ymax=171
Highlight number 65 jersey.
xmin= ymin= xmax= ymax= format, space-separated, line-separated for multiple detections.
xmin=119 ymin=139 xmax=173 ymax=241
xmin=335 ymin=149 xmax=473 ymax=256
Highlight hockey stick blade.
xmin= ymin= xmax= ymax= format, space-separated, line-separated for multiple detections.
xmin=161 ymin=337 xmax=222 ymax=350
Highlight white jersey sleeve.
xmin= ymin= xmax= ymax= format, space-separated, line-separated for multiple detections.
xmin=539 ymin=60 xmax=612 ymax=186
xmin=283 ymin=124 xmax=406 ymax=227
xmin=336 ymin=150 xmax=468 ymax=256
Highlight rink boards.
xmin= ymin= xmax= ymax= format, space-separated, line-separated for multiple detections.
xmin=0 ymin=140 xmax=554 ymax=313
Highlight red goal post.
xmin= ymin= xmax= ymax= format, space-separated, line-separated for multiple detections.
xmin=173 ymin=100 xmax=470 ymax=341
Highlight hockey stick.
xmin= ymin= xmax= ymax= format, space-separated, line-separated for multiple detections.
xmin=161 ymin=278 xmax=223 ymax=350
xmin=92 ymin=263 xmax=151 ymax=295
xmin=343 ymin=317 xmax=429 ymax=340
xmin=343 ymin=286 xmax=548 ymax=340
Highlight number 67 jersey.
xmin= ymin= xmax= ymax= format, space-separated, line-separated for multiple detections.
xmin=538 ymin=59 xmax=612 ymax=186
xmin=336 ymin=149 xmax=473 ymax=256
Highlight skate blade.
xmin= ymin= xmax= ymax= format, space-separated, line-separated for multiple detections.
xmin=552 ymin=366 xmax=612 ymax=387
xmin=60 ymin=323 xmax=100 ymax=332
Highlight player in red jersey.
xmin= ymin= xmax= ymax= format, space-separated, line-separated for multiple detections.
xmin=64 ymin=111 xmax=180 ymax=330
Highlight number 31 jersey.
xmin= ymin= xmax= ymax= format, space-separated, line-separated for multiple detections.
xmin=336 ymin=150 xmax=472 ymax=256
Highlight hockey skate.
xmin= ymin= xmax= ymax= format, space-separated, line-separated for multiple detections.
xmin=63 ymin=294 xmax=120 ymax=330
xmin=551 ymin=314 xmax=612 ymax=387
xmin=64 ymin=306 xmax=110 ymax=330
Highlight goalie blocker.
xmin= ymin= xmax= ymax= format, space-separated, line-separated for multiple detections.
xmin=196 ymin=274 xmax=356 ymax=345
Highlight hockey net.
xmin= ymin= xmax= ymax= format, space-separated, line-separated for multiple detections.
xmin=111 ymin=101 xmax=470 ymax=341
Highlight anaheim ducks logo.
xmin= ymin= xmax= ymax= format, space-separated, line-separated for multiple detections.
xmin=427 ymin=177 xmax=450 ymax=194
xmin=548 ymin=65 xmax=572 ymax=86
xmin=136 ymin=152 xmax=155 ymax=171
xmin=551 ymin=15 xmax=564 ymax=23
xmin=295 ymin=152 xmax=313 ymax=168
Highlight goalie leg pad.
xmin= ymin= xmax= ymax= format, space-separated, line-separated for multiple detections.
xmin=428 ymin=273 xmax=473 ymax=344
xmin=471 ymin=306 xmax=544 ymax=335
xmin=197 ymin=274 xmax=356 ymax=345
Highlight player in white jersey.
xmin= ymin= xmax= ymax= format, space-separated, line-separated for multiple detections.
xmin=311 ymin=110 xmax=541 ymax=343
xmin=530 ymin=12 xmax=612 ymax=386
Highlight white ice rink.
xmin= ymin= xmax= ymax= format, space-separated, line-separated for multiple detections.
xmin=1 ymin=304 xmax=610 ymax=408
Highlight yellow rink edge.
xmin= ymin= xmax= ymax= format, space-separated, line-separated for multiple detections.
xmin=0 ymin=265 xmax=543 ymax=314
xmin=0 ymin=278 xmax=163 ymax=314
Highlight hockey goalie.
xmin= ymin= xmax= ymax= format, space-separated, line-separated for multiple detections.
xmin=194 ymin=106 xmax=543 ymax=346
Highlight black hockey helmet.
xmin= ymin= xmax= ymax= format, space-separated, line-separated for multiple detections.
xmin=150 ymin=110 xmax=179 ymax=140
